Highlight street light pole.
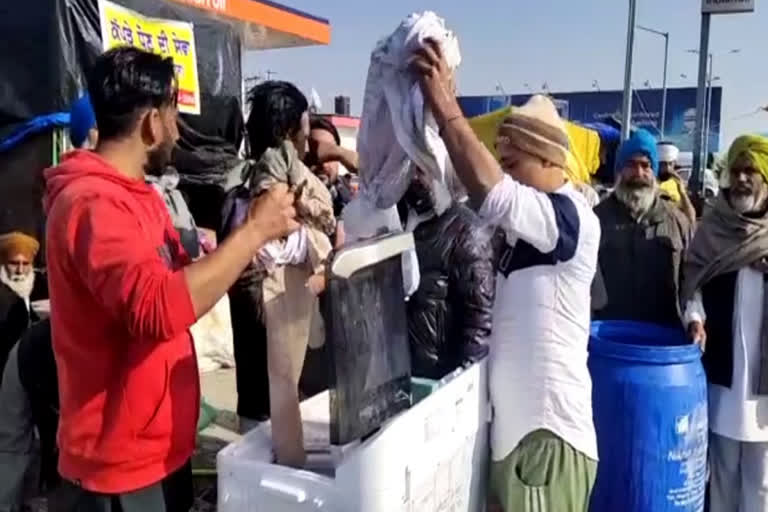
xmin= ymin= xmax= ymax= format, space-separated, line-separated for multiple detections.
xmin=621 ymin=0 xmax=638 ymax=140
xmin=692 ymin=14 xmax=711 ymax=195
xmin=637 ymin=25 xmax=670 ymax=138
xmin=703 ymin=54 xmax=714 ymax=168
xmin=688 ymin=48 xmax=739 ymax=175
xmin=661 ymin=33 xmax=669 ymax=138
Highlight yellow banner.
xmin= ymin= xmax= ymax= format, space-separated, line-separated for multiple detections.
xmin=98 ymin=0 xmax=201 ymax=115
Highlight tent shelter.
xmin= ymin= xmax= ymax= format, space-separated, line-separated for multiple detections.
xmin=0 ymin=0 xmax=330 ymax=262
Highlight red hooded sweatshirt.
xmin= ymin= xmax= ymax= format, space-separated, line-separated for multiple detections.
xmin=44 ymin=150 xmax=199 ymax=493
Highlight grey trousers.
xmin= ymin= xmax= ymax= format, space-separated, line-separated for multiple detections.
xmin=48 ymin=461 xmax=193 ymax=512
xmin=0 ymin=344 xmax=34 ymax=512
xmin=710 ymin=432 xmax=768 ymax=512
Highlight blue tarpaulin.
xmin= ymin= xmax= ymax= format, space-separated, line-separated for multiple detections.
xmin=0 ymin=113 xmax=69 ymax=154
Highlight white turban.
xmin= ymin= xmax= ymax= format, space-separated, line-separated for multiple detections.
xmin=658 ymin=143 xmax=680 ymax=164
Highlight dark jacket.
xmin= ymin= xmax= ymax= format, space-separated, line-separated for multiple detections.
xmin=592 ymin=194 xmax=692 ymax=327
xmin=0 ymin=282 xmax=33 ymax=380
xmin=16 ymin=319 xmax=59 ymax=491
xmin=405 ymin=203 xmax=495 ymax=379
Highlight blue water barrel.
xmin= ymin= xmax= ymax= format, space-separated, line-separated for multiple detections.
xmin=588 ymin=321 xmax=708 ymax=512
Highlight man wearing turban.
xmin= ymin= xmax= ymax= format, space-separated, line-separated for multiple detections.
xmin=683 ymin=135 xmax=768 ymax=511
xmin=592 ymin=131 xmax=692 ymax=328
xmin=0 ymin=231 xmax=39 ymax=379
xmin=658 ymin=141 xmax=697 ymax=223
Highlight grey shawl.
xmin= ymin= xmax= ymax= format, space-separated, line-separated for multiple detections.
xmin=682 ymin=193 xmax=768 ymax=393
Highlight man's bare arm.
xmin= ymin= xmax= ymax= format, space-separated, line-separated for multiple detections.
xmin=410 ymin=40 xmax=503 ymax=208
xmin=336 ymin=147 xmax=359 ymax=174
xmin=439 ymin=117 xmax=503 ymax=208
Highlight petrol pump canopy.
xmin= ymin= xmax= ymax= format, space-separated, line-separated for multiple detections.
xmin=167 ymin=0 xmax=331 ymax=49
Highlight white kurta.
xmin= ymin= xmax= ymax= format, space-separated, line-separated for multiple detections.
xmin=686 ymin=267 xmax=768 ymax=441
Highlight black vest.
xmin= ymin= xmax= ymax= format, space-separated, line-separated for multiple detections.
xmin=701 ymin=272 xmax=739 ymax=388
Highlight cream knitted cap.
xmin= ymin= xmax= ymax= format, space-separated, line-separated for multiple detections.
xmin=497 ymin=95 xmax=569 ymax=168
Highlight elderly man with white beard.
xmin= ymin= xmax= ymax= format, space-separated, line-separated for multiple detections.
xmin=592 ymin=130 xmax=692 ymax=328
xmin=684 ymin=135 xmax=768 ymax=512
xmin=0 ymin=232 xmax=39 ymax=380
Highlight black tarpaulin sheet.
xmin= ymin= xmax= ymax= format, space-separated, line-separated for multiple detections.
xmin=0 ymin=0 xmax=242 ymax=140
xmin=0 ymin=131 xmax=52 ymax=261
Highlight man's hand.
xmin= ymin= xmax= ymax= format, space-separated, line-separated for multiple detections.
xmin=248 ymin=184 xmax=300 ymax=244
xmin=306 ymin=273 xmax=326 ymax=296
xmin=334 ymin=221 xmax=346 ymax=249
xmin=688 ymin=321 xmax=707 ymax=350
xmin=308 ymin=137 xmax=342 ymax=165
xmin=409 ymin=39 xmax=462 ymax=127
xmin=184 ymin=184 xmax=298 ymax=320
xmin=665 ymin=169 xmax=688 ymax=193
xmin=307 ymin=137 xmax=360 ymax=174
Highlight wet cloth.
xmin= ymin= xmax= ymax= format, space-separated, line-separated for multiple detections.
xmin=490 ymin=429 xmax=597 ymax=512
xmin=344 ymin=11 xmax=461 ymax=296
xmin=263 ymin=264 xmax=325 ymax=467
xmin=249 ymin=141 xmax=333 ymax=467
xmin=356 ymin=10 xmax=460 ymax=209
xmin=249 ymin=141 xmax=335 ymax=237
xmin=262 ymin=226 xmax=329 ymax=466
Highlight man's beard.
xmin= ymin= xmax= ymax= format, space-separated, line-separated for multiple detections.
xmin=0 ymin=266 xmax=34 ymax=301
xmin=144 ymin=138 xmax=175 ymax=177
xmin=615 ymin=176 xmax=657 ymax=219
xmin=730 ymin=184 xmax=768 ymax=214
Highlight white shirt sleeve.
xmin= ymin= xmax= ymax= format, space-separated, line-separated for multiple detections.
xmin=478 ymin=174 xmax=579 ymax=258
xmin=683 ymin=290 xmax=706 ymax=326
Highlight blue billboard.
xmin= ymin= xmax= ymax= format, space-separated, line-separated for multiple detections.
xmin=458 ymin=87 xmax=722 ymax=152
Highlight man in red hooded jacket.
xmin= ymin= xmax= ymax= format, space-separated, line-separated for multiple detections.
xmin=44 ymin=47 xmax=299 ymax=510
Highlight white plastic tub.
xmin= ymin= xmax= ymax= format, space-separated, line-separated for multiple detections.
xmin=217 ymin=359 xmax=489 ymax=512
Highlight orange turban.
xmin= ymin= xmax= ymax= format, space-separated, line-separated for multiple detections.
xmin=0 ymin=231 xmax=39 ymax=261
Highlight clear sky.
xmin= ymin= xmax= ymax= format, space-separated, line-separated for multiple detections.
xmin=244 ymin=0 xmax=767 ymax=147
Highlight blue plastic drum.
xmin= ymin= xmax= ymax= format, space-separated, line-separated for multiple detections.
xmin=588 ymin=321 xmax=707 ymax=512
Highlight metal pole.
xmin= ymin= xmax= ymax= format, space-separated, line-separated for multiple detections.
xmin=660 ymin=33 xmax=669 ymax=139
xmin=691 ymin=13 xmax=711 ymax=195
xmin=703 ymin=54 xmax=713 ymax=170
xmin=621 ymin=0 xmax=637 ymax=140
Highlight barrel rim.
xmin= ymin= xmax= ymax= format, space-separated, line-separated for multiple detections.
xmin=589 ymin=320 xmax=702 ymax=365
